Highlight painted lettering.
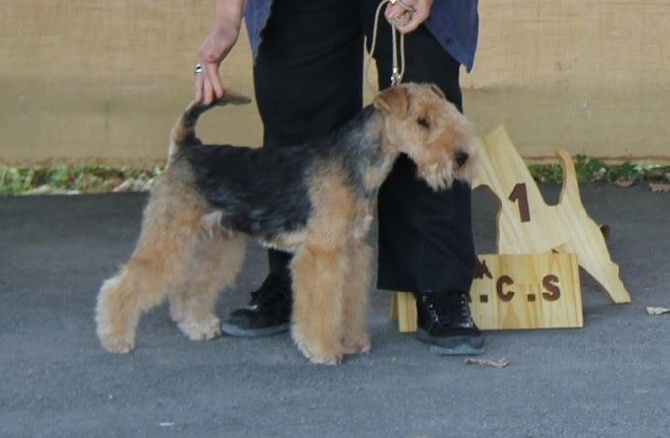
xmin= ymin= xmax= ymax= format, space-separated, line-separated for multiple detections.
xmin=496 ymin=275 xmax=515 ymax=302
xmin=542 ymin=274 xmax=561 ymax=301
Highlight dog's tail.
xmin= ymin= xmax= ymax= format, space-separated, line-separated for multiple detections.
xmin=168 ymin=90 xmax=252 ymax=162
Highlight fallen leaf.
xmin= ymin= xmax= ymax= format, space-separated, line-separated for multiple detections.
xmin=646 ymin=307 xmax=670 ymax=316
xmin=649 ymin=182 xmax=670 ymax=193
xmin=463 ymin=357 xmax=509 ymax=368
xmin=614 ymin=179 xmax=635 ymax=188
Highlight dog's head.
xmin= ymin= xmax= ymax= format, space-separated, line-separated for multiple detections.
xmin=373 ymin=83 xmax=479 ymax=190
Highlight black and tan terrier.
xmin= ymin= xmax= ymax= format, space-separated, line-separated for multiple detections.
xmin=95 ymin=83 xmax=478 ymax=364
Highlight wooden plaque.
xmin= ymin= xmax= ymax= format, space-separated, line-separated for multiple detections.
xmin=390 ymin=253 xmax=582 ymax=332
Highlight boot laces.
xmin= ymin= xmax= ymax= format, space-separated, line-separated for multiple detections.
xmin=422 ymin=293 xmax=474 ymax=328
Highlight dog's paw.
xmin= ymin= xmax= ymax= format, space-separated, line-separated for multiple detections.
xmin=292 ymin=334 xmax=343 ymax=365
xmin=178 ymin=317 xmax=221 ymax=341
xmin=342 ymin=333 xmax=371 ymax=355
xmin=97 ymin=323 xmax=135 ymax=354
xmin=298 ymin=344 xmax=343 ymax=365
xmin=291 ymin=324 xmax=344 ymax=365
xmin=99 ymin=335 xmax=135 ymax=354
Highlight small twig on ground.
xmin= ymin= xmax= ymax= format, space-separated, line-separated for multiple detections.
xmin=463 ymin=357 xmax=510 ymax=369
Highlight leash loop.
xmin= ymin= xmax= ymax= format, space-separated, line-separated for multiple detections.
xmin=365 ymin=0 xmax=408 ymax=91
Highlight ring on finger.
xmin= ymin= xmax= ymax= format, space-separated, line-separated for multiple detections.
xmin=396 ymin=0 xmax=416 ymax=13
xmin=391 ymin=11 xmax=412 ymax=26
xmin=194 ymin=64 xmax=204 ymax=75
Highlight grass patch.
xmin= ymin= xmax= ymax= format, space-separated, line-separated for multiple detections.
xmin=528 ymin=156 xmax=669 ymax=184
xmin=1 ymin=159 xmax=668 ymax=196
xmin=0 ymin=165 xmax=163 ymax=196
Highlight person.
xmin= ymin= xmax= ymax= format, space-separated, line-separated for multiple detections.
xmin=195 ymin=0 xmax=484 ymax=355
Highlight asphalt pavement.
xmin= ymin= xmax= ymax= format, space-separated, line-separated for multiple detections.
xmin=1 ymin=184 xmax=668 ymax=437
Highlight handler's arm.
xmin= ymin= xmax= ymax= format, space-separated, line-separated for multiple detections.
xmin=195 ymin=0 xmax=247 ymax=104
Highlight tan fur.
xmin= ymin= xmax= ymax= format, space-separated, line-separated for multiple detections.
xmin=291 ymin=172 xmax=358 ymax=364
xmin=95 ymin=83 xmax=478 ymax=364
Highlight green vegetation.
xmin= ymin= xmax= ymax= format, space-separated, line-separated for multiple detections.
xmin=0 ymin=165 xmax=162 ymax=196
xmin=1 ymin=159 xmax=667 ymax=196
xmin=528 ymin=156 xmax=669 ymax=184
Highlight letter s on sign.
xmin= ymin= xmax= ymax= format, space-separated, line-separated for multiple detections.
xmin=542 ymin=274 xmax=561 ymax=301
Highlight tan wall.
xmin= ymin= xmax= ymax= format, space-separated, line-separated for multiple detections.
xmin=462 ymin=0 xmax=670 ymax=163
xmin=1 ymin=0 xmax=669 ymax=166
xmin=0 ymin=0 xmax=260 ymax=167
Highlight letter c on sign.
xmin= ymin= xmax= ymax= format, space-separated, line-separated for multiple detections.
xmin=496 ymin=275 xmax=515 ymax=302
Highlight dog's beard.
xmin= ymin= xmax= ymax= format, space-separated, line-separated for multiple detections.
xmin=417 ymin=158 xmax=455 ymax=191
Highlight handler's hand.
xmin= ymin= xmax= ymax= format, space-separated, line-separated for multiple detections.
xmin=195 ymin=26 xmax=238 ymax=104
xmin=194 ymin=0 xmax=246 ymax=105
xmin=385 ymin=0 xmax=433 ymax=34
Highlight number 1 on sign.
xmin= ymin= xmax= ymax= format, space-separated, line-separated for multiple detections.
xmin=509 ymin=183 xmax=531 ymax=222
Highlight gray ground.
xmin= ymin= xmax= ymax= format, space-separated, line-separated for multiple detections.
xmin=1 ymin=184 xmax=668 ymax=438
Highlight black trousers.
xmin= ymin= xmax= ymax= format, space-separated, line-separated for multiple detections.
xmin=253 ymin=0 xmax=363 ymax=278
xmin=361 ymin=0 xmax=476 ymax=292
xmin=253 ymin=0 xmax=475 ymax=293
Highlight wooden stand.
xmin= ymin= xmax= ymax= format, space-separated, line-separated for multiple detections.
xmin=391 ymin=253 xmax=582 ymax=331
xmin=390 ymin=126 xmax=631 ymax=333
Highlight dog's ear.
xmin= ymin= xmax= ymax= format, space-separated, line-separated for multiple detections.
xmin=428 ymin=83 xmax=446 ymax=100
xmin=373 ymin=85 xmax=409 ymax=118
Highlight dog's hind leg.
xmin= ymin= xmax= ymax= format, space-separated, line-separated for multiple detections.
xmin=341 ymin=242 xmax=373 ymax=355
xmin=96 ymin=233 xmax=201 ymax=353
xmin=290 ymin=244 xmax=348 ymax=365
xmin=95 ymin=185 xmax=208 ymax=353
xmin=168 ymin=233 xmax=246 ymax=341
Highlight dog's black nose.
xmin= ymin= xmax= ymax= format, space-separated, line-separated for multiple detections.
xmin=455 ymin=151 xmax=469 ymax=167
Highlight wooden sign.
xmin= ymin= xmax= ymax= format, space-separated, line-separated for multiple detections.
xmin=390 ymin=253 xmax=582 ymax=332
xmin=469 ymin=253 xmax=582 ymax=330
xmin=390 ymin=126 xmax=631 ymax=333
xmin=473 ymin=126 xmax=631 ymax=304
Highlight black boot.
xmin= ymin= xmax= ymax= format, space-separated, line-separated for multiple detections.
xmin=221 ymin=273 xmax=292 ymax=337
xmin=415 ymin=290 xmax=485 ymax=355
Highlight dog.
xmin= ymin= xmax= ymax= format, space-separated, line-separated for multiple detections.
xmin=473 ymin=126 xmax=631 ymax=304
xmin=95 ymin=83 xmax=479 ymax=364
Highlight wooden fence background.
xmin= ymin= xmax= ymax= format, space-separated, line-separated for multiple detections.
xmin=1 ymin=0 xmax=668 ymax=166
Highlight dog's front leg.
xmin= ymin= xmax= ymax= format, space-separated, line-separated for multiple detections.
xmin=341 ymin=242 xmax=372 ymax=355
xmin=290 ymin=245 xmax=347 ymax=365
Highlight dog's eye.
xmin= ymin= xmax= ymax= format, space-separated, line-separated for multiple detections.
xmin=417 ymin=117 xmax=431 ymax=129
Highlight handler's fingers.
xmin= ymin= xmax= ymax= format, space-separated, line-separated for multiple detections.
xmin=203 ymin=77 xmax=215 ymax=106
xmin=385 ymin=0 xmax=431 ymax=34
xmin=392 ymin=14 xmax=422 ymax=34
xmin=205 ymin=63 xmax=225 ymax=102
xmin=194 ymin=70 xmax=205 ymax=103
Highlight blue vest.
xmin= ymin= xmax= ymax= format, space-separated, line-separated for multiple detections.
xmin=245 ymin=0 xmax=479 ymax=72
